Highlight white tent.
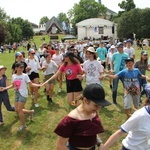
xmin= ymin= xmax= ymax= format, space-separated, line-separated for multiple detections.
xmin=76 ymin=18 xmax=117 ymax=41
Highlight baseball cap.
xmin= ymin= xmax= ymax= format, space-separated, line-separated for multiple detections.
xmin=86 ymin=47 xmax=96 ymax=53
xmin=116 ymin=42 xmax=123 ymax=48
xmin=83 ymin=84 xmax=111 ymax=106
xmin=0 ymin=65 xmax=7 ymax=70
xmin=125 ymin=58 xmax=134 ymax=63
xmin=29 ymin=49 xmax=35 ymax=54
xmin=141 ymin=50 xmax=148 ymax=55
xmin=63 ymin=52 xmax=75 ymax=57
xmin=15 ymin=52 xmax=22 ymax=58
xmin=110 ymin=45 xmax=115 ymax=49
xmin=126 ymin=39 xmax=132 ymax=43
xmin=15 ymin=62 xmax=24 ymax=68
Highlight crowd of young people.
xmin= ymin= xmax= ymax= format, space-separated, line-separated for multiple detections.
xmin=0 ymin=39 xmax=150 ymax=149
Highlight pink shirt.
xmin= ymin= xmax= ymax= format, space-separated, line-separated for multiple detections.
xmin=59 ymin=64 xmax=82 ymax=80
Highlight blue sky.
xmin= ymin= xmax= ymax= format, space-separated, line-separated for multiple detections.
xmin=0 ymin=0 xmax=149 ymax=24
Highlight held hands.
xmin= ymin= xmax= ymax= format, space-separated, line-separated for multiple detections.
xmin=76 ymin=75 xmax=84 ymax=80
xmin=26 ymin=66 xmax=31 ymax=72
xmin=0 ymin=87 xmax=6 ymax=91
xmin=145 ymin=75 xmax=150 ymax=81
xmin=100 ymin=74 xmax=108 ymax=80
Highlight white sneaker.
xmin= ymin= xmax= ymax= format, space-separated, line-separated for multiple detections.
xmin=31 ymin=94 xmax=34 ymax=100
xmin=18 ymin=125 xmax=27 ymax=131
xmin=34 ymin=103 xmax=39 ymax=107
xmin=29 ymin=110 xmax=34 ymax=120
xmin=58 ymin=88 xmax=62 ymax=93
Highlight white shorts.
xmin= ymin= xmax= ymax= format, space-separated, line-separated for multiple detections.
xmin=123 ymin=94 xmax=140 ymax=109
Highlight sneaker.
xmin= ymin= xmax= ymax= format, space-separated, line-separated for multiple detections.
xmin=58 ymin=88 xmax=62 ymax=93
xmin=18 ymin=125 xmax=27 ymax=131
xmin=31 ymin=94 xmax=34 ymax=100
xmin=109 ymin=84 xmax=112 ymax=89
xmin=47 ymin=95 xmax=50 ymax=101
xmin=34 ymin=103 xmax=39 ymax=107
xmin=29 ymin=110 xmax=34 ymax=120
xmin=0 ymin=122 xmax=4 ymax=126
xmin=49 ymin=98 xmax=53 ymax=103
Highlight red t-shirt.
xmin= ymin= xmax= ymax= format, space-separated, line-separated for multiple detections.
xmin=48 ymin=49 xmax=55 ymax=57
xmin=54 ymin=114 xmax=104 ymax=148
xmin=59 ymin=64 xmax=82 ymax=80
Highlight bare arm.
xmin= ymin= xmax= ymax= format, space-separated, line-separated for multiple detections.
xmin=43 ymin=70 xmax=61 ymax=85
xmin=105 ymin=74 xmax=118 ymax=79
xmin=101 ymin=129 xmax=125 ymax=150
xmin=5 ymin=78 xmax=10 ymax=87
xmin=28 ymin=82 xmax=43 ymax=88
xmin=56 ymin=136 xmax=69 ymax=150
xmin=2 ymin=84 xmax=14 ymax=91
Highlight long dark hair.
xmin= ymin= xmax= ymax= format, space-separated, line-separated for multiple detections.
xmin=63 ymin=56 xmax=79 ymax=66
xmin=139 ymin=54 xmax=148 ymax=69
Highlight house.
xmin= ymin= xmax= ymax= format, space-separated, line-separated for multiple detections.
xmin=98 ymin=0 xmax=117 ymax=20
xmin=76 ymin=18 xmax=117 ymax=41
xmin=46 ymin=16 xmax=63 ymax=34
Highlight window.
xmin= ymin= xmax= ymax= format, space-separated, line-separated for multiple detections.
xmin=99 ymin=27 xmax=103 ymax=34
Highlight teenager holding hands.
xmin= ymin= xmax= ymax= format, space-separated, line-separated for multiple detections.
xmin=1 ymin=63 xmax=43 ymax=131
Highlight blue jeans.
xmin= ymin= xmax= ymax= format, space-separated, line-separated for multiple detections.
xmin=0 ymin=92 xmax=15 ymax=122
xmin=112 ymin=78 xmax=123 ymax=103
xmin=139 ymin=78 xmax=147 ymax=96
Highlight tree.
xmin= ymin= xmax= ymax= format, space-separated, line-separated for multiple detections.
xmin=68 ymin=0 xmax=107 ymax=33
xmin=9 ymin=17 xmax=34 ymax=39
xmin=118 ymin=0 xmax=136 ymax=12
xmin=57 ymin=13 xmax=68 ymax=23
xmin=7 ymin=22 xmax=22 ymax=43
xmin=40 ymin=16 xmax=49 ymax=25
xmin=116 ymin=8 xmax=150 ymax=39
xmin=0 ymin=7 xmax=9 ymax=22
xmin=0 ymin=21 xmax=7 ymax=44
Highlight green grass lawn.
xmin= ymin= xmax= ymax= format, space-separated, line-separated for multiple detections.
xmin=0 ymin=37 xmax=149 ymax=150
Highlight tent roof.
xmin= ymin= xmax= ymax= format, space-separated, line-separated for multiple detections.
xmin=46 ymin=16 xmax=63 ymax=33
xmin=63 ymin=35 xmax=77 ymax=40
xmin=76 ymin=18 xmax=113 ymax=27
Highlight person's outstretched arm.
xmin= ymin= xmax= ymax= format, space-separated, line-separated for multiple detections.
xmin=101 ymin=129 xmax=125 ymax=150
xmin=57 ymin=136 xmax=69 ymax=150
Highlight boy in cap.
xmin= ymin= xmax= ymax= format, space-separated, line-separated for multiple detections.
xmin=110 ymin=42 xmax=128 ymax=104
xmin=104 ymin=58 xmax=147 ymax=118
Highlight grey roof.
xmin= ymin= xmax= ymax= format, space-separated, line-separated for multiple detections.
xmin=107 ymin=9 xmax=117 ymax=15
xmin=76 ymin=18 xmax=113 ymax=27
xmin=46 ymin=16 xmax=63 ymax=33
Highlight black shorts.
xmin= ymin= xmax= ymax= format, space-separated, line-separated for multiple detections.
xmin=28 ymin=72 xmax=39 ymax=81
xmin=66 ymin=79 xmax=82 ymax=93
xmin=122 ymin=145 xmax=130 ymax=150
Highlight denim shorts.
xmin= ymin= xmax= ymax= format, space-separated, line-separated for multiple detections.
xmin=15 ymin=91 xmax=27 ymax=103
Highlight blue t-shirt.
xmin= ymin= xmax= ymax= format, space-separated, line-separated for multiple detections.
xmin=96 ymin=47 xmax=107 ymax=61
xmin=117 ymin=68 xmax=142 ymax=95
xmin=112 ymin=52 xmax=128 ymax=73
